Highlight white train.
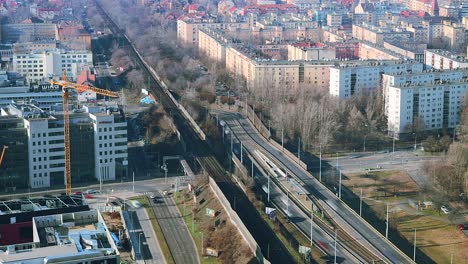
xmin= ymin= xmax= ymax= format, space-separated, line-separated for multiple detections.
xmin=254 ymin=150 xmax=288 ymax=178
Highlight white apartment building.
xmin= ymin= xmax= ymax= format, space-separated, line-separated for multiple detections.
xmin=424 ymin=49 xmax=468 ymax=70
xmin=13 ymin=49 xmax=93 ymax=83
xmin=90 ymin=112 xmax=128 ymax=182
xmin=386 ymin=76 xmax=468 ymax=136
xmin=329 ymin=61 xmax=424 ymax=99
xmin=382 ymin=69 xmax=468 ymax=116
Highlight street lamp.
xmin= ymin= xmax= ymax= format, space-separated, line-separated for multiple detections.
xmin=161 ymin=163 xmax=168 ymax=183
xmin=139 ymin=233 xmax=144 ymax=257
xmin=363 ymin=135 xmax=367 ymax=153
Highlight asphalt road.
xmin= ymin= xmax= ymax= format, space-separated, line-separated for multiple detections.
xmin=219 ymin=112 xmax=413 ymax=264
xmin=151 ymin=191 xmax=199 ymax=264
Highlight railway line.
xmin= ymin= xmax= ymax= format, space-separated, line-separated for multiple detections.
xmin=224 ymin=116 xmax=383 ymax=263
xmin=93 ymin=1 xmax=296 ymax=262
xmin=219 ymin=110 xmax=415 ymax=263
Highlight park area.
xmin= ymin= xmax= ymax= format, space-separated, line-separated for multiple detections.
xmin=342 ymin=170 xmax=468 ymax=263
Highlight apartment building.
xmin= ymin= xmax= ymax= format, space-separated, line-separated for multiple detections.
xmin=1 ymin=103 xmax=127 ymax=189
xmin=425 ymin=49 xmax=468 ymax=70
xmin=198 ymin=29 xmax=231 ymax=64
xmin=12 ymin=49 xmax=93 ymax=83
xmin=358 ymin=41 xmax=402 ymax=60
xmin=382 ymin=69 xmax=468 ymax=116
xmin=402 ymin=0 xmax=440 ymax=16
xmin=329 ymin=60 xmax=424 ymax=98
xmin=352 ymin=24 xmax=413 ymax=45
xmin=386 ymin=73 xmax=467 ymax=136
xmin=177 ymin=17 xmax=249 ymax=47
xmin=326 ymin=13 xmax=342 ymax=28
xmin=287 ymin=43 xmax=336 ymax=60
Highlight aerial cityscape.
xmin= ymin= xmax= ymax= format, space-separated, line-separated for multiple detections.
xmin=0 ymin=0 xmax=466 ymax=263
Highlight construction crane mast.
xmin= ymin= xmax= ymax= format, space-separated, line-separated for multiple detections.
xmin=49 ymin=73 xmax=119 ymax=194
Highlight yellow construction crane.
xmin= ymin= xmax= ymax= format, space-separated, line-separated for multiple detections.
xmin=49 ymin=73 xmax=119 ymax=194
xmin=0 ymin=145 xmax=7 ymax=168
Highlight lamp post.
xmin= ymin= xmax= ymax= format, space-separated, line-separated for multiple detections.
xmin=363 ymin=135 xmax=367 ymax=153
xmin=139 ymin=233 xmax=143 ymax=257
xmin=319 ymin=143 xmax=322 ymax=182
xmin=161 ymin=163 xmax=168 ymax=183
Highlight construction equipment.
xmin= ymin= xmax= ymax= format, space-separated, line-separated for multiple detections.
xmin=49 ymin=72 xmax=119 ymax=194
xmin=0 ymin=145 xmax=7 ymax=168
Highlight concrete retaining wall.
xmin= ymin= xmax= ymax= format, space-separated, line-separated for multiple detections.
xmin=208 ymin=177 xmax=270 ymax=264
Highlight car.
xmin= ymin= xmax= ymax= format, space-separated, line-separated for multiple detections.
xmin=150 ymin=194 xmax=156 ymax=199
xmin=457 ymin=224 xmax=465 ymax=231
xmin=441 ymin=205 xmax=450 ymax=214
xmin=86 ymin=189 xmax=98 ymax=194
xmin=163 ymin=191 xmax=168 ymax=196
xmin=73 ymin=191 xmax=82 ymax=195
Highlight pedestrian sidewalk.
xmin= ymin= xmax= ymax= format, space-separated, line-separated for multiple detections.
xmin=136 ymin=208 xmax=166 ymax=264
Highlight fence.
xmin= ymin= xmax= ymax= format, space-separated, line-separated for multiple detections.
xmin=208 ymin=177 xmax=270 ymax=264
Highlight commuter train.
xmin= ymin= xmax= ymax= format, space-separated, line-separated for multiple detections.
xmin=254 ymin=150 xmax=287 ymax=178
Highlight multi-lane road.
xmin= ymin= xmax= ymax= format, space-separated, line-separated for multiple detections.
xmin=218 ymin=111 xmax=414 ymax=264
xmin=151 ymin=191 xmax=199 ymax=264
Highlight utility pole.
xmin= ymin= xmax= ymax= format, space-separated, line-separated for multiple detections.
xmin=267 ymin=172 xmax=270 ymax=202
xmin=230 ymin=131 xmax=233 ymax=153
xmin=281 ymin=127 xmax=284 ymax=151
xmin=297 ymin=137 xmax=301 ymax=164
xmin=132 ymin=171 xmax=135 ymax=193
xmin=251 ymin=160 xmax=254 ymax=178
xmin=319 ymin=143 xmax=322 ymax=182
xmin=252 ymin=105 xmax=255 ymax=126
xmin=286 ymin=191 xmax=290 ymax=217
xmin=310 ymin=205 xmax=314 ymax=247
xmin=336 ymin=153 xmax=339 ymax=170
xmin=364 ymin=135 xmax=366 ymax=152
xmin=360 ymin=188 xmax=363 ymax=217
xmin=339 ymin=170 xmax=342 ymax=199
xmin=334 ymin=229 xmax=337 ymax=264
xmin=413 ymin=229 xmax=417 ymax=262
xmin=386 ymin=203 xmax=389 ymax=239
xmin=240 ymin=142 xmax=243 ymax=163
xmin=228 ymin=90 xmax=230 ymax=110
xmin=392 ymin=132 xmax=396 ymax=156
xmin=268 ymin=120 xmax=271 ymax=139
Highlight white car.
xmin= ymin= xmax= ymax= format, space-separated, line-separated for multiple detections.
xmin=441 ymin=205 xmax=450 ymax=214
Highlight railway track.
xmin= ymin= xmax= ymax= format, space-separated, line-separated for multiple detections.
xmin=226 ymin=117 xmax=384 ymax=263
xmin=93 ymin=2 xmax=298 ymax=263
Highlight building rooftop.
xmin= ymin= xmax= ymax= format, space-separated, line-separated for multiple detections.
xmin=426 ymin=49 xmax=468 ymax=62
xmin=0 ymin=210 xmax=118 ymax=263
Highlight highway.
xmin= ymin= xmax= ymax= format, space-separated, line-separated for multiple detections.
xmin=219 ymin=111 xmax=413 ymax=264
xmin=151 ymin=191 xmax=199 ymax=264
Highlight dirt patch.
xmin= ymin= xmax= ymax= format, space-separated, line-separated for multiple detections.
xmin=102 ymin=211 xmax=133 ymax=263
xmin=177 ymin=182 xmax=255 ymax=264
xmin=397 ymin=211 xmax=468 ymax=263
xmin=344 ymin=170 xmax=418 ymax=201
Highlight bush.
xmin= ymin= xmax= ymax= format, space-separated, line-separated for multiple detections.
xmin=422 ymin=135 xmax=451 ymax=152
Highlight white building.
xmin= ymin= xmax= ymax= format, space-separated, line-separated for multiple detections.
xmin=90 ymin=111 xmax=128 ymax=182
xmin=424 ymin=49 xmax=468 ymax=70
xmin=386 ymin=74 xmax=468 ymax=136
xmin=3 ymin=102 xmax=127 ymax=189
xmin=329 ymin=60 xmax=423 ymax=98
xmin=13 ymin=49 xmax=93 ymax=83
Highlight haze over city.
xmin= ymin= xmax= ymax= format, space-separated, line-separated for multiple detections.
xmin=0 ymin=0 xmax=466 ymax=263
